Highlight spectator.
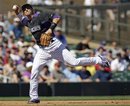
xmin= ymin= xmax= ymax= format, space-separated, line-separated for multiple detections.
xmin=7 ymin=36 xmax=16 ymax=49
xmin=55 ymin=27 xmax=68 ymax=48
xmin=63 ymin=66 xmax=81 ymax=82
xmin=22 ymin=62 xmax=32 ymax=83
xmin=77 ymin=66 xmax=91 ymax=82
xmin=39 ymin=65 xmax=54 ymax=83
xmin=3 ymin=48 xmax=11 ymax=64
xmin=93 ymin=64 xmax=112 ymax=82
xmin=8 ymin=17 xmax=23 ymax=39
xmin=111 ymin=53 xmax=128 ymax=72
xmin=84 ymin=0 xmax=102 ymax=31
xmin=109 ymin=41 xmax=121 ymax=59
xmin=3 ymin=59 xmax=14 ymax=77
xmin=95 ymin=46 xmax=106 ymax=57
xmin=107 ymin=50 xmax=114 ymax=62
xmin=16 ymin=36 xmax=25 ymax=47
xmin=16 ymin=58 xmax=27 ymax=75
xmin=3 ymin=59 xmax=20 ymax=83
xmin=10 ymin=47 xmax=21 ymax=62
xmin=76 ymin=37 xmax=91 ymax=50
xmin=44 ymin=0 xmax=55 ymax=5
xmin=0 ymin=44 xmax=4 ymax=57
xmin=51 ymin=60 xmax=68 ymax=82
xmin=9 ymin=64 xmax=20 ymax=83
xmin=86 ymin=51 xmax=97 ymax=76
xmin=55 ymin=0 xmax=63 ymax=5
xmin=84 ymin=0 xmax=94 ymax=17
xmin=75 ymin=37 xmax=92 ymax=55
xmin=0 ymin=14 xmax=6 ymax=33
xmin=121 ymin=48 xmax=130 ymax=64
xmin=27 ymin=0 xmax=43 ymax=5
xmin=106 ymin=0 xmax=120 ymax=32
xmin=0 ymin=67 xmax=4 ymax=83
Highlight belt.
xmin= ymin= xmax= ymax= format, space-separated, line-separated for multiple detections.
xmin=51 ymin=39 xmax=54 ymax=43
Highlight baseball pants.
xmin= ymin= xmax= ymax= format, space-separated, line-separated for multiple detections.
xmin=29 ymin=38 xmax=102 ymax=100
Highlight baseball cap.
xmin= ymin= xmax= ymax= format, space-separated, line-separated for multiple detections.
xmin=55 ymin=27 xmax=62 ymax=32
xmin=21 ymin=4 xmax=33 ymax=12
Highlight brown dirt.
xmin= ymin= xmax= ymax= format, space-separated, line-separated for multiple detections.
xmin=0 ymin=100 xmax=130 ymax=106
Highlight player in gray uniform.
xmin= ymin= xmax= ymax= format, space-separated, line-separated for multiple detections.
xmin=12 ymin=4 xmax=110 ymax=104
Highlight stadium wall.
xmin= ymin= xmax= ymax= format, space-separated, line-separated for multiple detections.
xmin=0 ymin=82 xmax=130 ymax=96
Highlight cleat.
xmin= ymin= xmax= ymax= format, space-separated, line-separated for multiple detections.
xmin=98 ymin=55 xmax=110 ymax=67
xmin=28 ymin=99 xmax=40 ymax=104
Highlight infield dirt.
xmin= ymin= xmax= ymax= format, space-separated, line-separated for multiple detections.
xmin=0 ymin=100 xmax=130 ymax=106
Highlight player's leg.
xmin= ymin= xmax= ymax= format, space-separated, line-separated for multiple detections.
xmin=29 ymin=48 xmax=52 ymax=103
xmin=52 ymin=45 xmax=108 ymax=67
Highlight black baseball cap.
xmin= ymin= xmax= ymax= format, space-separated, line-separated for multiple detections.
xmin=21 ymin=4 xmax=33 ymax=12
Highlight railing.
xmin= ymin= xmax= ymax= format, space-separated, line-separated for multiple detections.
xmin=33 ymin=3 xmax=130 ymax=46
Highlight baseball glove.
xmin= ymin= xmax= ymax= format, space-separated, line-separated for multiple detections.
xmin=40 ymin=33 xmax=52 ymax=46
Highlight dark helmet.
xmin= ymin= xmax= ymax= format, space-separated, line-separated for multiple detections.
xmin=21 ymin=4 xmax=33 ymax=12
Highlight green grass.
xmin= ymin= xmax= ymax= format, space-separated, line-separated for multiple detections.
xmin=0 ymin=96 xmax=130 ymax=101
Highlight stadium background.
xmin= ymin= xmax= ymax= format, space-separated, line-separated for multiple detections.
xmin=0 ymin=0 xmax=130 ymax=106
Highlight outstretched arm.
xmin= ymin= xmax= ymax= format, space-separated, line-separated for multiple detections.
xmin=12 ymin=5 xmax=28 ymax=26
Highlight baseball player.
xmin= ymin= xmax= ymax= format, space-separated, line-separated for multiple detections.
xmin=12 ymin=4 xmax=109 ymax=104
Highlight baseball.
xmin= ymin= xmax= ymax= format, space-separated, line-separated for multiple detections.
xmin=12 ymin=5 xmax=18 ymax=10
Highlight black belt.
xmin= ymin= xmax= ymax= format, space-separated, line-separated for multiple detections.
xmin=51 ymin=39 xmax=54 ymax=43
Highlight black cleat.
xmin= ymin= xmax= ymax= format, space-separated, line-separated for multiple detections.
xmin=98 ymin=55 xmax=110 ymax=67
xmin=28 ymin=99 xmax=40 ymax=104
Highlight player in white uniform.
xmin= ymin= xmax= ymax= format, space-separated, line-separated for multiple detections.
xmin=12 ymin=4 xmax=110 ymax=104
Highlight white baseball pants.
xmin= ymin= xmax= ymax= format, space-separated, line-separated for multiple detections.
xmin=29 ymin=38 xmax=102 ymax=100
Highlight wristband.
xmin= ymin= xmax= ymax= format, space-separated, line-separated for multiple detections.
xmin=50 ymin=23 xmax=57 ymax=31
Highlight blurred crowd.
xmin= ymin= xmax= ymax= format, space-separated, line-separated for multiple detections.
xmin=26 ymin=0 xmax=130 ymax=5
xmin=0 ymin=0 xmax=130 ymax=83
xmin=84 ymin=0 xmax=130 ymax=32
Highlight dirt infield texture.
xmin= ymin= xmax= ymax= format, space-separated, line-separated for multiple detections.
xmin=0 ymin=100 xmax=130 ymax=106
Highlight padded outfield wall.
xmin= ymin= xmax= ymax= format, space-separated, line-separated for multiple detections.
xmin=0 ymin=82 xmax=129 ymax=96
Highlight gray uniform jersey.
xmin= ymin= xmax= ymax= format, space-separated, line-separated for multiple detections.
xmin=18 ymin=12 xmax=59 ymax=45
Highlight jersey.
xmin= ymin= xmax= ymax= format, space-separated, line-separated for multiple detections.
xmin=18 ymin=12 xmax=60 ymax=45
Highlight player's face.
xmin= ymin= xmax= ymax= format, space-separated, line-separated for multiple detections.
xmin=23 ymin=8 xmax=33 ymax=16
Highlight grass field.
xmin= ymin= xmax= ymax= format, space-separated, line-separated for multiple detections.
xmin=0 ymin=96 xmax=130 ymax=106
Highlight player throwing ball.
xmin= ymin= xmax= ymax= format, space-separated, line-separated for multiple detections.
xmin=12 ymin=4 xmax=110 ymax=104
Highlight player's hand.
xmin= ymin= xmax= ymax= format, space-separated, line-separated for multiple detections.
xmin=12 ymin=5 xmax=19 ymax=15
xmin=45 ymin=29 xmax=52 ymax=35
xmin=12 ymin=5 xmax=19 ymax=11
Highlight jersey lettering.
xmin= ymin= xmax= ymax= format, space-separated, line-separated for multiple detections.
xmin=30 ymin=25 xmax=41 ymax=33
